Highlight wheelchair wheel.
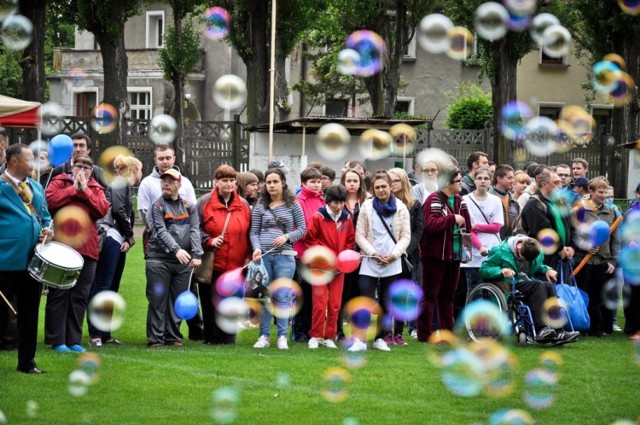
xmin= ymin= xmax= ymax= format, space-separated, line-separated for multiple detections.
xmin=518 ymin=331 xmax=527 ymax=347
xmin=465 ymin=283 xmax=509 ymax=342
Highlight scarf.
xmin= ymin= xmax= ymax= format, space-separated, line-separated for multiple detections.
xmin=373 ymin=195 xmax=397 ymax=217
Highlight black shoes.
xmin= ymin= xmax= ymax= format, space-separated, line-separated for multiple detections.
xmin=18 ymin=367 xmax=46 ymax=374
xmin=536 ymin=327 xmax=557 ymax=342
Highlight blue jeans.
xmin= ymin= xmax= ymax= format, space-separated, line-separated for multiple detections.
xmin=88 ymin=236 xmax=127 ymax=339
xmin=259 ymin=254 xmax=296 ymax=338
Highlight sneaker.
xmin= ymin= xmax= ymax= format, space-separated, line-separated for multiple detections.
xmin=613 ymin=324 xmax=623 ymax=332
xmin=308 ymin=337 xmax=320 ymax=349
xmin=103 ymin=338 xmax=122 ymax=345
xmin=68 ymin=344 xmax=86 ymax=353
xmin=383 ymin=333 xmax=396 ymax=346
xmin=536 ymin=327 xmax=557 ymax=342
xmin=89 ymin=338 xmax=102 ymax=348
xmin=347 ymin=337 xmax=367 ymax=352
xmin=373 ymin=338 xmax=391 ymax=351
xmin=253 ymin=335 xmax=270 ymax=349
xmin=53 ymin=344 xmax=71 ymax=353
xmin=394 ymin=334 xmax=408 ymax=346
xmin=277 ymin=336 xmax=289 ymax=350
xmin=410 ymin=330 xmax=418 ymax=339
xmin=323 ymin=339 xmax=338 ymax=349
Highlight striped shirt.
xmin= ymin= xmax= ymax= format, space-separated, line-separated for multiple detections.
xmin=250 ymin=202 xmax=307 ymax=253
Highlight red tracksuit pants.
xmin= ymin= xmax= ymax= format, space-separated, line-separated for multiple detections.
xmin=310 ymin=274 xmax=345 ymax=340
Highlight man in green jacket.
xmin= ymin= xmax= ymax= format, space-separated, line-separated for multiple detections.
xmin=480 ymin=235 xmax=580 ymax=344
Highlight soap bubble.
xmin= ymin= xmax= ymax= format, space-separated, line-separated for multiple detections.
xmin=213 ymin=74 xmax=247 ymax=110
xmin=1 ymin=13 xmax=33 ymax=50
xmin=322 ymin=367 xmax=351 ymax=403
xmin=541 ymin=297 xmax=568 ymax=329
xmin=316 ymin=123 xmax=351 ymax=161
xmin=441 ymin=347 xmax=485 ymax=397
xmin=337 ymin=48 xmax=360 ymax=76
xmin=474 ymin=2 xmax=509 ymax=41
xmin=359 ymin=128 xmax=392 ymax=160
xmin=88 ymin=291 xmax=126 ymax=332
xmin=90 ymin=103 xmax=118 ymax=134
xmin=216 ymin=297 xmax=249 ymax=334
xmin=524 ymin=368 xmax=558 ymax=409
xmin=0 ymin=0 xmax=17 ymax=23
xmin=417 ymin=14 xmax=453 ymax=54
xmin=530 ymin=13 xmax=560 ymax=45
xmin=266 ymin=278 xmax=302 ymax=318
xmin=524 ymin=116 xmax=559 ymax=157
xmin=618 ymin=0 xmax=640 ymax=14
xmin=300 ymin=245 xmax=338 ymax=286
xmin=149 ymin=114 xmax=177 ymax=145
xmin=609 ymin=72 xmax=635 ymax=107
xmin=68 ymin=370 xmax=92 ymax=397
xmin=39 ymin=102 xmax=65 ymax=136
xmin=387 ymin=279 xmax=423 ymax=322
xmin=592 ymin=61 xmax=622 ymax=94
xmin=501 ymin=101 xmax=533 ymax=141
xmin=210 ymin=386 xmax=239 ymax=424
xmin=537 ymin=228 xmax=560 ymax=255
xmin=541 ymin=24 xmax=571 ymax=58
xmin=345 ymin=30 xmax=386 ymax=77
xmin=389 ymin=123 xmax=417 ymax=155
xmin=504 ymin=0 xmax=536 ymax=16
xmin=489 ymin=408 xmax=534 ymax=425
xmin=203 ymin=6 xmax=230 ymax=40
xmin=446 ymin=26 xmax=474 ymax=61
xmin=54 ymin=205 xmax=93 ymax=248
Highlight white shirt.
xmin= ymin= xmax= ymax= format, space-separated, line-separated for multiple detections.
xmin=137 ymin=167 xmax=197 ymax=226
xmin=359 ymin=212 xmax=402 ymax=277
xmin=462 ymin=192 xmax=503 ymax=268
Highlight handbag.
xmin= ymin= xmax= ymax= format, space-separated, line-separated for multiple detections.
xmin=243 ymin=260 xmax=270 ymax=299
xmin=194 ymin=211 xmax=232 ymax=284
xmin=555 ymin=260 xmax=590 ymax=331
xmin=374 ymin=210 xmax=414 ymax=273
xmin=452 ymin=231 xmax=473 ymax=263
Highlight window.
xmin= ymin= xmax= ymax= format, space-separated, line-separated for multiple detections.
xmin=74 ymin=90 xmax=97 ymax=116
xmin=591 ymin=106 xmax=613 ymax=135
xmin=403 ymin=28 xmax=417 ymax=61
xmin=538 ymin=104 xmax=564 ymax=120
xmin=395 ymin=97 xmax=415 ymax=115
xmin=324 ymin=99 xmax=348 ymax=117
xmin=539 ymin=49 xmax=568 ymax=66
xmin=146 ymin=11 xmax=164 ymax=49
xmin=129 ymin=89 xmax=152 ymax=120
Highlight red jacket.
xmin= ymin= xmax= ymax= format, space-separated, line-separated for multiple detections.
xmin=45 ymin=174 xmax=110 ymax=260
xmin=305 ymin=206 xmax=355 ymax=256
xmin=421 ymin=190 xmax=471 ymax=261
xmin=199 ymin=190 xmax=251 ymax=271
xmin=294 ymin=185 xmax=326 ymax=257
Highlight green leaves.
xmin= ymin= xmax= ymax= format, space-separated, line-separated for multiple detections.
xmin=158 ymin=20 xmax=202 ymax=80
xmin=445 ymin=83 xmax=493 ymax=129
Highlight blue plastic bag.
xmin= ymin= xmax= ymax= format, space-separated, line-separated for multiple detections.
xmin=555 ymin=261 xmax=590 ymax=331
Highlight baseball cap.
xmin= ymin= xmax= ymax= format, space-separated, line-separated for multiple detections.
xmin=160 ymin=168 xmax=181 ymax=182
xmin=570 ymin=177 xmax=589 ymax=188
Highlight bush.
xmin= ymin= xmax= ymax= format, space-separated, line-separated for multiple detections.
xmin=445 ymin=83 xmax=493 ymax=129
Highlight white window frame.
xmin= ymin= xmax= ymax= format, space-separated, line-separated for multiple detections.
xmin=395 ymin=97 xmax=415 ymax=115
xmin=403 ymin=30 xmax=417 ymax=61
xmin=128 ymin=87 xmax=153 ymax=120
xmin=146 ymin=11 xmax=165 ymax=49
xmin=537 ymin=102 xmax=565 ymax=118
xmin=539 ymin=48 xmax=569 ymax=66
xmin=70 ymin=87 xmax=99 ymax=116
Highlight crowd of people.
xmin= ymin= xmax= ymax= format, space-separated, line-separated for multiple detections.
xmin=0 ymin=125 xmax=639 ymax=374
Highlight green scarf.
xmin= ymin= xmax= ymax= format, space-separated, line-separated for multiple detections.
xmin=448 ymin=196 xmax=460 ymax=255
xmin=546 ymin=198 xmax=568 ymax=245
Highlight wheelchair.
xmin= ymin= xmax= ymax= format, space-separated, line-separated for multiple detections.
xmin=465 ymin=277 xmax=537 ymax=346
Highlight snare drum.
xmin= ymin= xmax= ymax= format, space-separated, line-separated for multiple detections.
xmin=28 ymin=242 xmax=84 ymax=289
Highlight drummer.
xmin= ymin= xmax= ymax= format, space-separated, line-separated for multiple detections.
xmin=0 ymin=143 xmax=53 ymax=374
xmin=44 ymin=153 xmax=109 ymax=353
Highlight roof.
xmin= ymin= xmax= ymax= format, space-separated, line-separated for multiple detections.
xmin=246 ymin=116 xmax=430 ymax=134
xmin=618 ymin=140 xmax=640 ymax=149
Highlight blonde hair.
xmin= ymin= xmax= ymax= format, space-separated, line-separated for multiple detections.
xmin=514 ymin=170 xmax=531 ymax=185
xmin=114 ymin=155 xmax=142 ymax=179
xmin=388 ymin=167 xmax=415 ymax=209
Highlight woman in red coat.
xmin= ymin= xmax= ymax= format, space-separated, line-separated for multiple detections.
xmin=44 ymin=154 xmax=110 ymax=352
xmin=196 ymin=165 xmax=252 ymax=345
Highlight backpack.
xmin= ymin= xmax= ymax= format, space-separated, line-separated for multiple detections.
xmin=512 ymin=195 xmax=547 ymax=236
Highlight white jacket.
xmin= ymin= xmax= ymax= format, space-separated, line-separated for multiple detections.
xmin=356 ymin=197 xmax=411 ymax=260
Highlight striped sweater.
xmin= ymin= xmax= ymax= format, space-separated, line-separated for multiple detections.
xmin=250 ymin=202 xmax=307 ymax=254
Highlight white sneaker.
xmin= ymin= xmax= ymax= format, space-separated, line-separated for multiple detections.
xmin=277 ymin=336 xmax=289 ymax=350
xmin=410 ymin=330 xmax=418 ymax=339
xmin=347 ymin=338 xmax=367 ymax=352
xmin=253 ymin=335 xmax=270 ymax=349
xmin=323 ymin=339 xmax=338 ymax=349
xmin=373 ymin=338 xmax=391 ymax=351
xmin=308 ymin=337 xmax=320 ymax=349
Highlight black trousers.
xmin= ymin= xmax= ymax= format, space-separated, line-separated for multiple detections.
xmin=359 ymin=274 xmax=398 ymax=340
xmin=44 ymin=258 xmax=96 ymax=346
xmin=0 ymin=270 xmax=42 ymax=371
xmin=518 ymin=279 xmax=557 ymax=330
xmin=293 ymin=259 xmax=312 ymax=341
xmin=624 ymin=282 xmax=640 ymax=335
xmin=198 ymin=270 xmax=235 ymax=345
xmin=336 ymin=266 xmax=361 ymax=338
xmin=575 ymin=262 xmax=613 ymax=333
xmin=0 ymin=290 xmax=18 ymax=348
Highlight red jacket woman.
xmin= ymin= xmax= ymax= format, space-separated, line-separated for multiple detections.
xmin=196 ymin=165 xmax=251 ymax=345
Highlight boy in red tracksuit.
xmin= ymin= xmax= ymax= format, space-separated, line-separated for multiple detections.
xmin=305 ymin=185 xmax=355 ymax=349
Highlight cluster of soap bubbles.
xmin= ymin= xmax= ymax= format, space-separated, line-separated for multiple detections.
xmin=322 ymin=367 xmax=351 ymax=403
xmin=619 ymin=210 xmax=640 ymax=285
xmin=203 ymin=6 xmax=231 ymax=41
xmin=68 ymin=352 xmax=102 ymax=397
xmin=315 ymin=122 xmax=418 ymax=162
xmin=592 ymin=53 xmax=635 ymax=107
xmin=337 ymin=30 xmax=387 ymax=77
xmin=523 ymin=351 xmax=562 ymax=409
xmin=213 ymin=268 xmax=253 ymax=334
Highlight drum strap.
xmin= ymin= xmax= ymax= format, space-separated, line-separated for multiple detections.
xmin=1 ymin=174 xmax=41 ymax=222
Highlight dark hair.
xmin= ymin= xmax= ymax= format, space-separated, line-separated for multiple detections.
xmin=636 ymin=182 xmax=640 ymax=194
xmin=249 ymin=169 xmax=265 ymax=183
xmin=320 ymin=165 xmax=336 ymax=182
xmin=236 ymin=172 xmax=258 ymax=197
xmin=534 ymin=164 xmax=551 ymax=179
xmin=493 ymin=164 xmax=514 ymax=185
xmin=71 ymin=131 xmax=92 ymax=147
xmin=521 ymin=239 xmax=541 ymax=261
xmin=340 ymin=168 xmax=367 ymax=203
xmin=214 ymin=164 xmax=236 ymax=180
xmin=300 ymin=166 xmax=322 ymax=183
xmin=443 ymin=166 xmax=462 ymax=184
xmin=525 ymin=162 xmax=539 ymax=178
xmin=259 ymin=168 xmax=296 ymax=206
xmin=346 ymin=160 xmax=366 ymax=174
xmin=466 ymin=151 xmax=488 ymax=171
xmin=325 ymin=184 xmax=348 ymax=203
xmin=307 ymin=161 xmax=324 ymax=170
xmin=372 ymin=169 xmax=392 ymax=185
xmin=74 ymin=153 xmax=94 ymax=166
xmin=6 ymin=143 xmax=27 ymax=163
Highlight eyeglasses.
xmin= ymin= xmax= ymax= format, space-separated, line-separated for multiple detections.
xmin=73 ymin=164 xmax=92 ymax=170
xmin=391 ymin=179 xmax=401 ymax=184
xmin=422 ymin=168 xmax=438 ymax=174
xmin=73 ymin=143 xmax=88 ymax=148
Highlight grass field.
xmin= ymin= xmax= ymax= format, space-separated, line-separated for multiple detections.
xmin=1 ymin=240 xmax=639 ymax=425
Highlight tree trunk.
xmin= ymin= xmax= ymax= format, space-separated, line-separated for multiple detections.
xmin=491 ymin=36 xmax=518 ymax=165
xmin=172 ymin=0 xmax=186 ymax=169
xmin=20 ymin=0 xmax=46 ymax=103
xmin=94 ymin=32 xmax=129 ymax=151
xmin=241 ymin=2 xmax=269 ymax=126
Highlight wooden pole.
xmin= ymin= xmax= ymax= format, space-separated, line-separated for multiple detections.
xmin=267 ymin=0 xmax=277 ymax=163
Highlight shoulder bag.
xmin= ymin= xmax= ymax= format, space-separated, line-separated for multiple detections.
xmin=194 ymin=211 xmax=232 ymax=284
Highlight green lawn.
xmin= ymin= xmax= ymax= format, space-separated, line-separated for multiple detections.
xmin=1 ymin=241 xmax=639 ymax=425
